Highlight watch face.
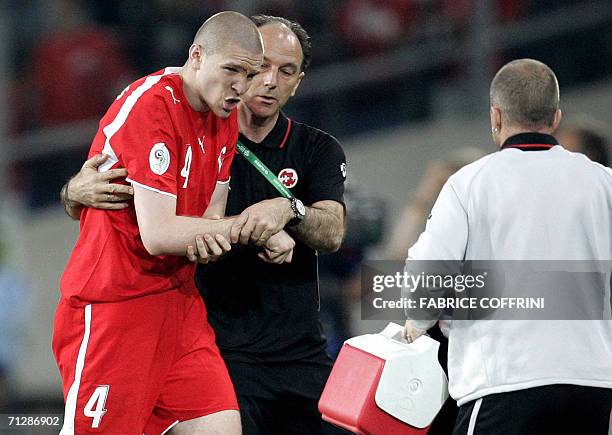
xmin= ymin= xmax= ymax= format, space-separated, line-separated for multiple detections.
xmin=296 ymin=199 xmax=306 ymax=216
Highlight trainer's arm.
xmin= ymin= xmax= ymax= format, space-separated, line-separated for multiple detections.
xmin=134 ymin=185 xmax=243 ymax=256
xmin=403 ymin=180 xmax=468 ymax=340
xmin=60 ymin=154 xmax=134 ymax=220
xmin=231 ymin=197 xmax=344 ymax=252
xmin=289 ymin=200 xmax=345 ymax=253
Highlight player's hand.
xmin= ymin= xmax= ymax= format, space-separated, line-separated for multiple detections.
xmin=186 ymin=234 xmax=231 ymax=264
xmin=230 ymin=198 xmax=293 ymax=246
xmin=403 ymin=320 xmax=427 ymax=344
xmin=258 ymin=230 xmax=295 ymax=264
xmin=68 ymin=154 xmax=134 ymax=210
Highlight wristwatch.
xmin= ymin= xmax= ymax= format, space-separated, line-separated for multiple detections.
xmin=288 ymin=198 xmax=306 ymax=227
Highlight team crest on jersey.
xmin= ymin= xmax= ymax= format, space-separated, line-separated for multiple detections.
xmin=278 ymin=168 xmax=298 ymax=188
xmin=149 ymin=143 xmax=170 ymax=175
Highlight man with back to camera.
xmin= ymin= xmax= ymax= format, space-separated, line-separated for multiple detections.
xmin=60 ymin=15 xmax=348 ymax=435
xmin=52 ymin=11 xmax=297 ymax=435
xmin=403 ymin=59 xmax=612 ymax=434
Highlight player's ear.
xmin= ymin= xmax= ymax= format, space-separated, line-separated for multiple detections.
xmin=189 ymin=44 xmax=203 ymax=69
xmin=290 ymin=71 xmax=305 ymax=97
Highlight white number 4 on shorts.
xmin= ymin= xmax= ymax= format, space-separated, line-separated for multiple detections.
xmin=84 ymin=385 xmax=109 ymax=428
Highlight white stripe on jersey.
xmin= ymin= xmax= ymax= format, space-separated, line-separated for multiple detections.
xmin=126 ymin=177 xmax=177 ymax=198
xmin=99 ymin=67 xmax=182 ymax=173
xmin=60 ymin=304 xmax=92 ymax=435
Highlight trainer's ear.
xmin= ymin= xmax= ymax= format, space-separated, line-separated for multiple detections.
xmin=490 ymin=106 xmax=502 ymax=132
xmin=551 ymin=109 xmax=562 ymax=131
xmin=290 ymin=72 xmax=305 ymax=97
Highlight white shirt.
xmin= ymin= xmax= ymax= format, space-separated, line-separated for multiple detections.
xmin=406 ymin=135 xmax=612 ymax=406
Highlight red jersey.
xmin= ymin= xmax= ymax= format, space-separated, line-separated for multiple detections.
xmin=60 ymin=68 xmax=238 ymax=306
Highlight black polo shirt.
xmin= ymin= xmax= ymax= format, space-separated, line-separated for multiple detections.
xmin=196 ymin=112 xmax=346 ymax=365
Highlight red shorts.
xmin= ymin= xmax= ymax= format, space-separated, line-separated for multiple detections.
xmin=52 ymin=287 xmax=238 ymax=434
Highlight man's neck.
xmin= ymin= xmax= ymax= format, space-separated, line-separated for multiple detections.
xmin=179 ymin=65 xmax=208 ymax=113
xmin=238 ymin=105 xmax=280 ymax=143
xmin=497 ymin=126 xmax=554 ymax=148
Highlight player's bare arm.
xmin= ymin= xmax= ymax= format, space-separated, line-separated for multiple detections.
xmin=60 ymin=154 xmax=134 ymax=219
xmin=289 ymin=200 xmax=345 ymax=253
xmin=134 ymin=185 xmax=246 ymax=256
xmin=203 ymin=182 xmax=229 ymax=218
xmin=187 ymin=183 xmax=232 ymax=263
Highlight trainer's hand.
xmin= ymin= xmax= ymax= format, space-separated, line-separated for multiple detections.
xmin=230 ymin=198 xmax=293 ymax=246
xmin=403 ymin=320 xmax=427 ymax=344
xmin=67 ymin=154 xmax=134 ymax=210
xmin=186 ymin=233 xmax=232 ymax=264
xmin=258 ymin=230 xmax=295 ymax=264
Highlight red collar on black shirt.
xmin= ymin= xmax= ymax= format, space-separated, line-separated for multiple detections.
xmin=501 ymin=132 xmax=558 ymax=151
xmin=238 ymin=112 xmax=292 ymax=149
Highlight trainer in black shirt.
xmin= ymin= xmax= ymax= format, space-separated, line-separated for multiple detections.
xmin=196 ymin=16 xmax=347 ymax=435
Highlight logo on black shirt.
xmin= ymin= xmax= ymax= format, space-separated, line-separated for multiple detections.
xmin=278 ymin=168 xmax=298 ymax=188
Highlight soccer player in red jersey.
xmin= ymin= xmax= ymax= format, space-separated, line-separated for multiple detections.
xmin=53 ymin=12 xmax=278 ymax=434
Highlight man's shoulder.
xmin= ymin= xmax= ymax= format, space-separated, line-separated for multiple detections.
xmin=449 ymin=152 xmax=495 ymax=184
xmin=116 ymin=68 xmax=183 ymax=111
xmin=291 ymin=119 xmax=342 ymax=148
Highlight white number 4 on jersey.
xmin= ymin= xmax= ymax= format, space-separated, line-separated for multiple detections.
xmin=84 ymin=385 xmax=109 ymax=428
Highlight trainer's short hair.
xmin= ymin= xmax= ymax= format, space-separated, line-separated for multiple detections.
xmin=490 ymin=59 xmax=559 ymax=129
xmin=250 ymin=14 xmax=312 ymax=71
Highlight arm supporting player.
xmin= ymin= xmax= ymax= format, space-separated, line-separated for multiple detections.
xmin=61 ymin=154 xmax=134 ymax=220
xmin=289 ymin=199 xmax=344 ymax=253
xmin=134 ymin=184 xmax=244 ymax=256
xmin=231 ymin=197 xmax=345 ymax=252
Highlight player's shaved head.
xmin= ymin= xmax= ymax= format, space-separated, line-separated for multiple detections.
xmin=490 ymin=59 xmax=560 ymax=129
xmin=193 ymin=11 xmax=263 ymax=57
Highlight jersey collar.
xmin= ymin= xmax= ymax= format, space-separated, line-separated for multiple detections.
xmin=501 ymin=132 xmax=558 ymax=151
xmin=238 ymin=112 xmax=293 ymax=150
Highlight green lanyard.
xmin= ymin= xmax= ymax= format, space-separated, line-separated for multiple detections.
xmin=236 ymin=140 xmax=295 ymax=199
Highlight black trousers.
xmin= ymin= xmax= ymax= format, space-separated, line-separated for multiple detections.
xmin=453 ymin=384 xmax=612 ymax=435
xmin=225 ymin=360 xmax=350 ymax=435
xmin=238 ymin=394 xmax=349 ymax=435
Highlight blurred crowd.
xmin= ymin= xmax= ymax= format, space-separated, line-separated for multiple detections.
xmin=7 ymin=0 xmax=611 ymax=136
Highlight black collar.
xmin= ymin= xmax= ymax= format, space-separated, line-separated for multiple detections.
xmin=238 ymin=112 xmax=292 ymax=149
xmin=501 ymin=132 xmax=558 ymax=151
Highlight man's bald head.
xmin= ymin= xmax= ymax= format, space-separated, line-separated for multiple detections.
xmin=490 ymin=59 xmax=560 ymax=129
xmin=193 ymin=11 xmax=263 ymax=57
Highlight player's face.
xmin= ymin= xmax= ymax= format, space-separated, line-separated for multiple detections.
xmin=241 ymin=23 xmax=304 ymax=119
xmin=197 ymin=45 xmax=262 ymax=118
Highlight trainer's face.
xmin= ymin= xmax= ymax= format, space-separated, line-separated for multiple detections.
xmin=241 ymin=23 xmax=304 ymax=118
xmin=196 ymin=44 xmax=262 ymax=118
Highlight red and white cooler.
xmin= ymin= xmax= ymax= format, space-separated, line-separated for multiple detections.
xmin=319 ymin=323 xmax=448 ymax=434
